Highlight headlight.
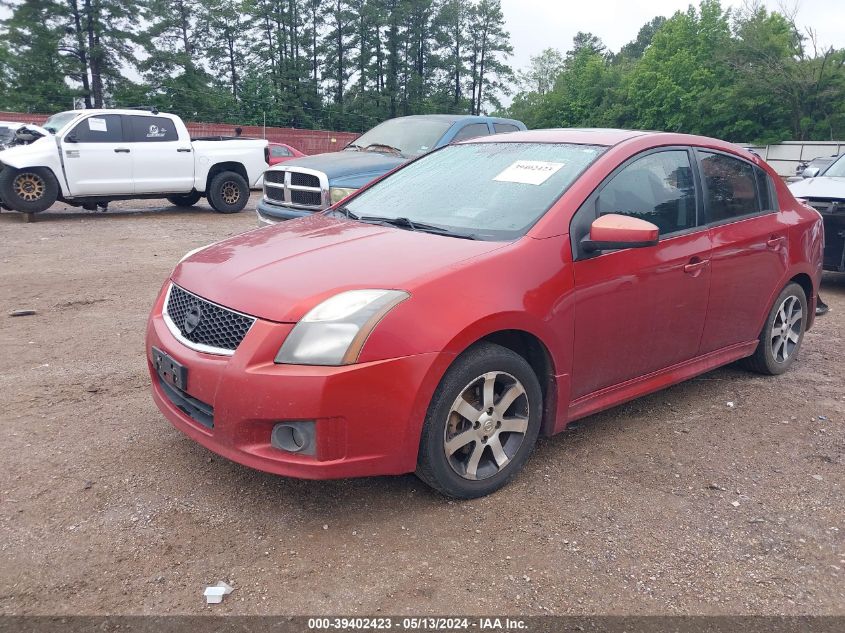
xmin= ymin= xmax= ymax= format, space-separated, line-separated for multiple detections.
xmin=276 ymin=289 xmax=409 ymax=366
xmin=330 ymin=187 xmax=358 ymax=205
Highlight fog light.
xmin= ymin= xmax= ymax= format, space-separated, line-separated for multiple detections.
xmin=271 ymin=421 xmax=316 ymax=455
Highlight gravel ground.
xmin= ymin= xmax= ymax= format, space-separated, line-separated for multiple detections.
xmin=0 ymin=197 xmax=843 ymax=615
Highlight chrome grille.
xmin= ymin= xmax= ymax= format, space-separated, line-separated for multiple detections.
xmin=291 ymin=172 xmax=320 ymax=188
xmin=164 ymin=284 xmax=255 ymax=354
xmin=264 ymin=171 xmax=285 ymax=185
xmin=263 ymin=167 xmax=329 ymax=211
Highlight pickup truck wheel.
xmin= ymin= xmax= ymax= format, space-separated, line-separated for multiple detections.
xmin=208 ymin=171 xmax=248 ymax=213
xmin=166 ymin=192 xmax=202 ymax=208
xmin=0 ymin=167 xmax=59 ymax=213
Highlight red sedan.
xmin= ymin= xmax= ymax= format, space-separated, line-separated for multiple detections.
xmin=147 ymin=129 xmax=823 ymax=498
xmin=266 ymin=142 xmax=305 ymax=166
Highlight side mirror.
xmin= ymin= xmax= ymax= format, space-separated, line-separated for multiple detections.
xmin=582 ymin=213 xmax=659 ymax=253
xmin=802 ymin=166 xmax=820 ymax=178
xmin=64 ymin=133 xmax=78 ymax=144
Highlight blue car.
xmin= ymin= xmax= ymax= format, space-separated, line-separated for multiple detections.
xmin=256 ymin=114 xmax=527 ymax=224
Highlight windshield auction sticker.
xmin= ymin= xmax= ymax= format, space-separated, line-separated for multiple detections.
xmin=494 ymin=160 xmax=565 ymax=185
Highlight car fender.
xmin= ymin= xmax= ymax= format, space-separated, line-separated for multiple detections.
xmin=0 ymin=139 xmax=68 ymax=197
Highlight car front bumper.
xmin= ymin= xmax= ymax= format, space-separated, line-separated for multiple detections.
xmin=145 ymin=287 xmax=445 ymax=479
xmin=256 ymin=198 xmax=318 ymax=225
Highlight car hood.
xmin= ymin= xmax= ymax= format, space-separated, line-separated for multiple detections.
xmin=269 ymin=150 xmax=407 ymax=187
xmin=788 ymin=176 xmax=845 ymax=200
xmin=172 ymin=214 xmax=506 ymax=323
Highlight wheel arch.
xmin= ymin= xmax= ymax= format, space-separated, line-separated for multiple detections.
xmin=204 ymin=162 xmax=248 ymax=193
xmin=433 ymin=320 xmax=560 ymax=439
xmin=788 ymin=272 xmax=815 ymax=331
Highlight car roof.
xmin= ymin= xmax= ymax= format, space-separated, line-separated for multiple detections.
xmin=467 ymin=128 xmax=751 ymax=154
xmin=398 ymin=114 xmax=523 ymax=125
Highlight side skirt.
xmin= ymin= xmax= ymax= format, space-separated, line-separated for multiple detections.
xmin=564 ymin=340 xmax=758 ymax=427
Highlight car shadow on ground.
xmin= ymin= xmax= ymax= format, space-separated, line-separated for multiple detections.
xmin=0 ymin=205 xmax=235 ymax=223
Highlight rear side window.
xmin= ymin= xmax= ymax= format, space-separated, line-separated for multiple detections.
xmin=452 ymin=123 xmax=491 ymax=142
xmin=596 ymin=150 xmax=698 ymax=236
xmin=699 ymin=151 xmax=761 ymax=222
xmin=494 ymin=123 xmax=520 ymax=134
xmin=128 ymin=116 xmax=179 ymax=142
xmin=70 ymin=115 xmax=124 ymax=143
xmin=271 ymin=145 xmax=292 ymax=157
xmin=754 ymin=166 xmax=776 ymax=210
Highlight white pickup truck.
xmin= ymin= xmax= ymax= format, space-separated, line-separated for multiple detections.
xmin=0 ymin=109 xmax=268 ymax=214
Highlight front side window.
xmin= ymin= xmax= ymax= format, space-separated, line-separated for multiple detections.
xmin=596 ymin=150 xmax=698 ymax=235
xmin=452 ymin=123 xmax=491 ymax=142
xmin=69 ymin=115 xmax=124 ymax=143
xmin=127 ymin=116 xmax=179 ymax=142
xmin=341 ymin=142 xmax=606 ymax=241
xmin=699 ymin=151 xmax=761 ymax=222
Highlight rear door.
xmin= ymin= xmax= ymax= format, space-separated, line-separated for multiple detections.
xmin=62 ymin=114 xmax=133 ymax=196
xmin=695 ymin=150 xmax=788 ymax=353
xmin=569 ymin=148 xmax=712 ymax=399
xmin=126 ymin=115 xmax=194 ymax=194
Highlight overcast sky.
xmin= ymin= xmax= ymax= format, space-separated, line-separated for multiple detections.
xmin=501 ymin=0 xmax=845 ymax=72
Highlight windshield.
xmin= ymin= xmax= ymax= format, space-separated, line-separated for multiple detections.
xmin=42 ymin=111 xmax=81 ymax=135
xmin=0 ymin=126 xmax=14 ymax=144
xmin=349 ymin=117 xmax=454 ymax=157
xmin=825 ymin=154 xmax=845 ymax=178
xmin=341 ymin=142 xmax=606 ymax=241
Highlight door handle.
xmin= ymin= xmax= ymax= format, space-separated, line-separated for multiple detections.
xmin=114 ymin=148 xmax=130 ymax=153
xmin=683 ymin=258 xmax=709 ymax=274
xmin=766 ymin=235 xmax=786 ymax=249
xmin=177 ymin=148 xmax=192 ymax=153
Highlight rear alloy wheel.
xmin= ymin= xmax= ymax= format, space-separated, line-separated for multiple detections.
xmin=741 ymin=282 xmax=807 ymax=375
xmin=416 ymin=342 xmax=542 ymax=498
xmin=207 ymin=170 xmax=249 ymax=213
xmin=0 ymin=167 xmax=59 ymax=213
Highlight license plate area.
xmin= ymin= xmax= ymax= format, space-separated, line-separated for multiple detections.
xmin=152 ymin=346 xmax=188 ymax=391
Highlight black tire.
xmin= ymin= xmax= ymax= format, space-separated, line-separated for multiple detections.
xmin=207 ymin=171 xmax=248 ymax=213
xmin=0 ymin=167 xmax=59 ymax=213
xmin=166 ymin=191 xmax=202 ymax=208
xmin=416 ymin=342 xmax=543 ymax=498
xmin=741 ymin=282 xmax=808 ymax=375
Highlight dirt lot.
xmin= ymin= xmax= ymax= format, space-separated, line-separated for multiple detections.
xmin=0 ymin=196 xmax=843 ymax=616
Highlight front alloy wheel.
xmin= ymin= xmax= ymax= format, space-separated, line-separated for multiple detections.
xmin=417 ymin=342 xmax=542 ymax=498
xmin=444 ymin=371 xmax=530 ymax=480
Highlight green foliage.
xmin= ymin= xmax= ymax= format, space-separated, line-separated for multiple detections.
xmin=505 ymin=0 xmax=845 ymax=143
xmin=0 ymin=0 xmax=514 ymax=131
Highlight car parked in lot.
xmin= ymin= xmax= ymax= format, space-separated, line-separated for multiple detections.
xmin=0 ymin=109 xmax=268 ymax=214
xmin=256 ymin=113 xmax=526 ymax=224
xmin=789 ymin=152 xmax=845 ymax=272
xmin=148 ymin=128 xmax=823 ymax=498
xmin=267 ymin=142 xmax=306 ymax=166
xmin=792 ymin=154 xmax=840 ymax=181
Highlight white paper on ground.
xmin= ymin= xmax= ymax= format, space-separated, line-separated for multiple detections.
xmin=88 ymin=117 xmax=108 ymax=132
xmin=494 ymin=160 xmax=566 ymax=186
xmin=204 ymin=581 xmax=234 ymax=604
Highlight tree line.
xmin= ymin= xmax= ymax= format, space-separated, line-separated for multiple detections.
xmin=505 ymin=1 xmax=845 ymax=143
xmin=0 ymin=0 xmax=513 ymax=132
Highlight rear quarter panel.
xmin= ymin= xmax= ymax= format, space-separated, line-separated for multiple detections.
xmin=191 ymin=139 xmax=270 ymax=188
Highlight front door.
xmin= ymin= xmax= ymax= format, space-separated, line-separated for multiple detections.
xmin=62 ymin=114 xmax=133 ymax=196
xmin=570 ymin=148 xmax=712 ymax=399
